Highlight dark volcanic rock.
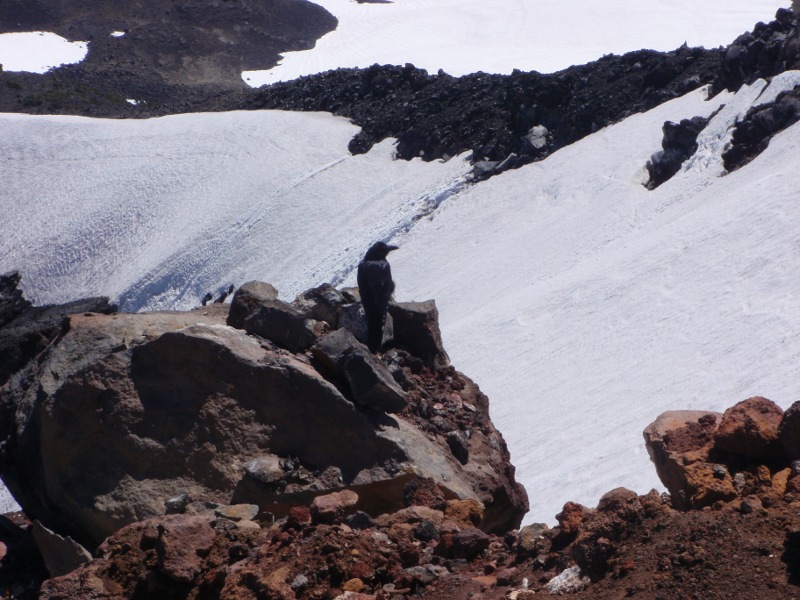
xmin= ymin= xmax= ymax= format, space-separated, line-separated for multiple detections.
xmin=0 ymin=273 xmax=115 ymax=388
xmin=714 ymin=8 xmax=800 ymax=93
xmin=722 ymin=86 xmax=800 ymax=172
xmin=389 ymin=300 xmax=450 ymax=370
xmin=0 ymin=272 xmax=31 ymax=328
xmin=312 ymin=328 xmax=409 ymax=413
xmin=226 ymin=280 xmax=279 ymax=328
xmin=231 ymin=45 xmax=722 ymax=176
xmin=645 ymin=115 xmax=710 ymax=189
xmin=0 ymin=0 xmax=338 ymax=114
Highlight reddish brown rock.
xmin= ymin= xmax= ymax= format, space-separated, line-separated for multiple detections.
xmin=779 ymin=401 xmax=800 ymax=460
xmin=311 ymin=490 xmax=360 ymax=524
xmin=403 ymin=477 xmax=447 ymax=509
xmin=155 ymin=515 xmax=216 ymax=584
xmin=683 ymin=462 xmax=738 ymax=508
xmin=643 ymin=410 xmax=722 ymax=510
xmin=714 ymin=397 xmax=784 ymax=463
xmin=287 ymin=506 xmax=312 ymax=529
xmin=450 ymin=527 xmax=491 ymax=560
xmin=443 ymin=498 xmax=484 ymax=528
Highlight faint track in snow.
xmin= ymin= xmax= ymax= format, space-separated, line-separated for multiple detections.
xmin=117 ymin=154 xmax=351 ymax=311
xmin=328 ymin=173 xmax=470 ymax=288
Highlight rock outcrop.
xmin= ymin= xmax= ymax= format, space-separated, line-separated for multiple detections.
xmin=723 ymin=86 xmax=800 ymax=172
xmin=0 ymin=272 xmax=115 ymax=388
xmin=0 ymin=279 xmax=527 ymax=552
xmin=644 ymin=396 xmax=794 ymax=510
xmin=644 ymin=116 xmax=710 ymax=189
xmin=3 ymin=304 xmax=800 ymax=600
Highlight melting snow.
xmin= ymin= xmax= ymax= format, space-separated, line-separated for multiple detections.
xmin=0 ymin=31 xmax=88 ymax=73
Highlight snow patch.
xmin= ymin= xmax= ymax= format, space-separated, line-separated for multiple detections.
xmin=0 ymin=31 xmax=88 ymax=73
xmin=243 ymin=0 xmax=790 ymax=85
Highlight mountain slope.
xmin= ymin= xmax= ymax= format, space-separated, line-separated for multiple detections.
xmin=3 ymin=68 xmax=800 ymax=522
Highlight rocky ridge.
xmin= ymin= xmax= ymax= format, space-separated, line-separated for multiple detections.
xmin=2 ymin=5 xmax=799 ymax=180
xmin=1 ymin=277 xmax=800 ymax=598
xmin=0 ymin=274 xmax=528 ymax=597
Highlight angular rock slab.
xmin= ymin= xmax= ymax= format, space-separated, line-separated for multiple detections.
xmin=389 ymin=300 xmax=450 ymax=369
xmin=313 ymin=328 xmax=408 ymax=413
xmin=643 ymin=410 xmax=723 ymax=510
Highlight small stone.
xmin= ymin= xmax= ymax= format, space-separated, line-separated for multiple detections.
xmin=712 ymin=464 xmax=728 ymax=479
xmin=495 ymin=566 xmax=517 ymax=586
xmin=516 ymin=523 xmax=550 ymax=556
xmin=740 ymin=495 xmax=763 ymax=514
xmin=414 ymin=520 xmax=440 ymax=542
xmin=165 ymin=493 xmax=190 ymax=514
xmin=291 ymin=574 xmax=309 ymax=590
xmin=451 ymin=527 xmax=491 ymax=560
xmin=508 ymin=591 xmax=536 ymax=600
xmin=215 ymin=504 xmax=259 ymax=522
xmin=545 ymin=565 xmax=590 ymax=594
xmin=346 ymin=511 xmax=377 ymax=530
xmin=311 ymin=490 xmax=359 ymax=524
xmin=343 ymin=577 xmax=366 ymax=592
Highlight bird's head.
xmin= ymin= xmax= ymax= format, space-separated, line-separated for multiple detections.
xmin=364 ymin=241 xmax=399 ymax=260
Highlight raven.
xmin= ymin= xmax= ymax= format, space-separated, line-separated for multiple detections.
xmin=357 ymin=241 xmax=398 ymax=352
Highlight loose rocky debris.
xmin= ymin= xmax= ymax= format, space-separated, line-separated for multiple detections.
xmin=714 ymin=7 xmax=800 ymax=93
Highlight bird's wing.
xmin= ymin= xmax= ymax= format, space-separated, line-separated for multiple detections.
xmin=358 ymin=261 xmax=395 ymax=308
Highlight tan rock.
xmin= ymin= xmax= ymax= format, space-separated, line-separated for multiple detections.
xmin=215 ymin=504 xmax=259 ymax=522
xmin=684 ymin=462 xmax=738 ymax=509
xmin=311 ymin=490 xmax=359 ymax=524
xmin=772 ymin=468 xmax=791 ymax=496
xmin=643 ymin=410 xmax=723 ymax=510
xmin=342 ymin=578 xmax=366 ymax=593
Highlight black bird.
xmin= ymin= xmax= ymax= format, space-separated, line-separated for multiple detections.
xmin=357 ymin=241 xmax=399 ymax=352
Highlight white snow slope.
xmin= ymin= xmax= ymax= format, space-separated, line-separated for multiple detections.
xmin=244 ymin=0 xmax=788 ymax=85
xmin=4 ymin=69 xmax=800 ymax=522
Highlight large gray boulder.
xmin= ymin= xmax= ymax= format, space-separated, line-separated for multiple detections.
xmin=0 ymin=302 xmax=527 ymax=547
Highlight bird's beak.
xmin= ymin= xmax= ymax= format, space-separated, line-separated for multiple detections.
xmin=387 ymin=245 xmax=399 ymax=252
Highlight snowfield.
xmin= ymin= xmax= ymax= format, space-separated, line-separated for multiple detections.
xmin=244 ymin=0 xmax=790 ymax=85
xmin=4 ymin=69 xmax=800 ymax=522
